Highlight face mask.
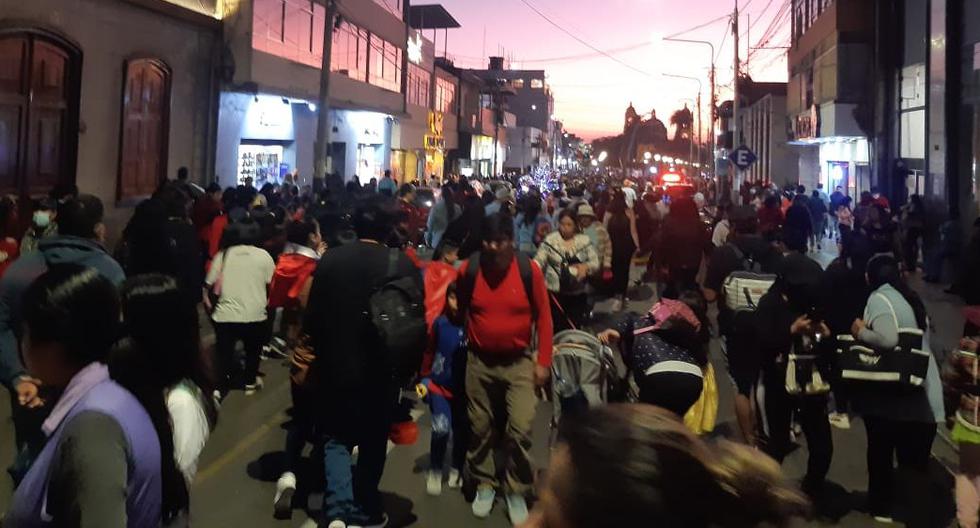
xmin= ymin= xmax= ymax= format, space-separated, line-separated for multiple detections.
xmin=33 ymin=211 xmax=51 ymax=228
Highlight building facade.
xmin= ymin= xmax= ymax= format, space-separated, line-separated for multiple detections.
xmin=786 ymin=0 xmax=874 ymax=197
xmin=0 ymin=0 xmax=220 ymax=240
xmin=466 ymin=58 xmax=556 ymax=172
xmin=737 ymin=89 xmax=799 ymax=189
xmin=217 ymin=0 xmax=408 ymax=187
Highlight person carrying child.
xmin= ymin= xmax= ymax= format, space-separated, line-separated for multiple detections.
xmin=418 ymin=283 xmax=468 ymax=496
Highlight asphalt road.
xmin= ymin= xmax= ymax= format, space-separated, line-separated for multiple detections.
xmin=0 ymin=245 xmax=965 ymax=527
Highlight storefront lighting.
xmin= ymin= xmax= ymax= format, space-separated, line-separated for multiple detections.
xmin=591 ymin=159 xmax=599 ymax=166
xmin=531 ymin=105 xmax=538 ymax=111
xmin=308 ymin=103 xmax=317 ymax=112
xmin=663 ymin=156 xmax=674 ymax=163
xmin=643 ymin=152 xmax=652 ymax=160
xmin=597 ymin=151 xmax=608 ymax=162
xmin=654 ymin=154 xmax=662 ymax=162
xmin=649 ymin=166 xmax=657 ymax=174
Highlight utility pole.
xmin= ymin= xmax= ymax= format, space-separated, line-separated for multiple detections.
xmin=314 ymin=0 xmax=338 ymax=185
xmin=696 ymin=90 xmax=702 ymax=175
xmin=732 ymin=0 xmax=741 ymax=202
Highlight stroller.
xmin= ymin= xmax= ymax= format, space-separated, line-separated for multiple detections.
xmin=550 ymin=329 xmax=627 ymax=442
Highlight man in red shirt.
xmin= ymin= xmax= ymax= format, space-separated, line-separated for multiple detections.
xmin=457 ymin=213 xmax=552 ymax=525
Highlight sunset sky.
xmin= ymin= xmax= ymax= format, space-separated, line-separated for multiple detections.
xmin=433 ymin=0 xmax=791 ymax=140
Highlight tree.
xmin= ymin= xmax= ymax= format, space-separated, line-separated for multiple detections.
xmin=669 ymin=105 xmax=694 ymax=140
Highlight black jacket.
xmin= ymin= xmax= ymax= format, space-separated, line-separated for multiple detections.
xmin=304 ymin=242 xmax=422 ymax=434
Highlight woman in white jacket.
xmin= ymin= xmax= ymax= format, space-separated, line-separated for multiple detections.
xmin=535 ymin=208 xmax=599 ymax=331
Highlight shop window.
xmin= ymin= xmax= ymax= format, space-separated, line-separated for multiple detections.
xmin=118 ymin=58 xmax=171 ymax=199
xmin=436 ymin=77 xmax=455 ymax=114
xmin=512 ymin=78 xmax=525 ymax=89
xmin=0 ymin=31 xmax=80 ymax=197
xmin=530 ymin=78 xmax=544 ymax=89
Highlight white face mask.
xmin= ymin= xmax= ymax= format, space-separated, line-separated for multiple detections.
xmin=33 ymin=211 xmax=51 ymax=228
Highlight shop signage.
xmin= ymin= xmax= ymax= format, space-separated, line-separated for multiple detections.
xmin=425 ymin=135 xmax=446 ymax=150
xmin=792 ymin=104 xmax=820 ymax=140
xmin=408 ymin=31 xmax=423 ymax=65
xmin=426 ymin=111 xmax=445 ymax=151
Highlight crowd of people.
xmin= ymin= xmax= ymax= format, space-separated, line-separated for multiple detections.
xmin=1 ymin=166 xmax=980 ymax=528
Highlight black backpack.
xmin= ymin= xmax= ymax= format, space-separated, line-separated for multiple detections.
xmin=457 ymin=252 xmax=536 ymax=318
xmin=369 ymin=249 xmax=427 ymax=385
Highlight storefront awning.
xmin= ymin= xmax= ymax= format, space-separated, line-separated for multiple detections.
xmin=409 ymin=5 xmax=461 ymax=29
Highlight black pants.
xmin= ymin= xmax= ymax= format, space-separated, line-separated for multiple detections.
xmin=284 ymin=383 xmax=318 ymax=474
xmin=863 ymin=416 xmax=936 ymax=517
xmin=551 ymin=292 xmax=588 ymax=332
xmin=663 ymin=266 xmax=699 ymax=300
xmin=214 ymin=321 xmax=266 ymax=391
xmin=903 ymin=227 xmax=922 ymax=271
xmin=636 ymin=371 xmax=703 ymax=416
xmin=763 ymin=366 xmax=833 ymax=488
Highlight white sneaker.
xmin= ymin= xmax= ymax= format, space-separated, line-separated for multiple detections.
xmin=426 ymin=470 xmax=443 ymax=496
xmin=273 ymin=472 xmax=296 ymax=519
xmin=828 ymin=412 xmax=851 ymax=430
xmin=447 ymin=468 xmax=462 ymax=489
xmin=245 ymin=377 xmax=264 ymax=395
xmin=872 ymin=516 xmax=895 ymax=524
xmin=326 ymin=521 xmax=346 ymax=528
xmin=505 ymin=493 xmax=529 ymax=526
xmin=472 ymin=486 xmax=496 ymax=518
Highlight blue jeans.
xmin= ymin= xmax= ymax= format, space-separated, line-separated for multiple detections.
xmin=322 ymin=416 xmax=391 ymax=523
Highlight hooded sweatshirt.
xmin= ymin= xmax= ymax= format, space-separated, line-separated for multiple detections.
xmin=0 ymin=236 xmax=125 ymax=386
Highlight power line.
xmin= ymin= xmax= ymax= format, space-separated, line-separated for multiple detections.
xmin=516 ymin=0 xmax=652 ymax=76
xmin=664 ymin=13 xmax=732 ymax=40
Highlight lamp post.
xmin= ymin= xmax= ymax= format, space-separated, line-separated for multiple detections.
xmin=662 ymin=38 xmax=716 ymax=178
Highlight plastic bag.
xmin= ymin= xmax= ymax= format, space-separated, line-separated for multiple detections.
xmin=684 ymin=363 xmax=718 ymax=435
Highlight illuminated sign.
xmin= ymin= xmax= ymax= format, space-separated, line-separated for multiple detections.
xmin=792 ymin=104 xmax=820 ymax=140
xmin=408 ymin=31 xmax=423 ymax=65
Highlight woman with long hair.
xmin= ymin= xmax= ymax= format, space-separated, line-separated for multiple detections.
xmin=522 ymin=404 xmax=809 ymax=528
xmin=850 ymin=254 xmax=944 ymax=522
xmin=604 ymin=189 xmax=639 ymax=312
xmin=114 ymin=273 xmax=218 ymax=526
xmin=6 ymin=266 xmax=164 ymax=526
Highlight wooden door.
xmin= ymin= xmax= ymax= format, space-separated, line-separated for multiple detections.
xmin=118 ymin=59 xmax=170 ymax=199
xmin=0 ymin=32 xmax=79 ymax=198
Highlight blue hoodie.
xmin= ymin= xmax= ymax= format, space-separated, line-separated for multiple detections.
xmin=0 ymin=236 xmax=125 ymax=386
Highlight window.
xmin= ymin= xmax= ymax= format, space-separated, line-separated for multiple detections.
xmin=331 ymin=21 xmax=368 ymax=82
xmin=0 ymin=32 xmax=81 ymax=196
xmin=530 ymin=78 xmax=544 ymax=89
xmin=119 ymin=58 xmax=171 ymax=199
xmin=368 ymin=34 xmax=402 ymax=93
xmin=436 ymin=77 xmax=455 ymax=114
xmin=512 ymin=78 xmax=525 ymax=89
xmin=408 ymin=63 xmax=431 ymax=107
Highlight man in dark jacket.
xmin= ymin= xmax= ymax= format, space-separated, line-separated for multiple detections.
xmin=0 ymin=194 xmax=125 ymax=483
xmin=304 ymin=196 xmax=421 ymax=528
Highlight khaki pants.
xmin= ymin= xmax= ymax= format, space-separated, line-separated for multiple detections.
xmin=465 ymin=351 xmax=537 ymax=494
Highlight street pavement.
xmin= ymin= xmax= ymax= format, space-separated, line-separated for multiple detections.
xmin=0 ymin=242 xmax=965 ymax=527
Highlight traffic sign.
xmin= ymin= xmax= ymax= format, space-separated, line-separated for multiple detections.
xmin=728 ymin=145 xmax=758 ymax=171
